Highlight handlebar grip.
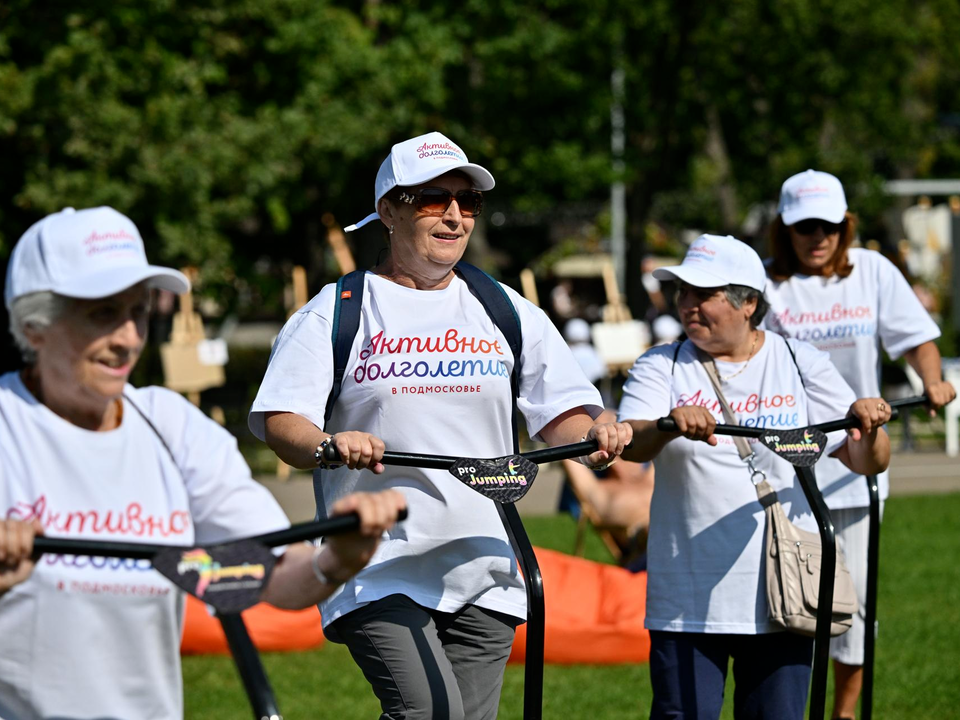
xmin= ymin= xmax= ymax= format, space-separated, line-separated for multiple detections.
xmin=657 ymin=417 xmax=679 ymax=433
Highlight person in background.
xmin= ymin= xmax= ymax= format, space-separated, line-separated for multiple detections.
xmin=561 ymin=410 xmax=654 ymax=571
xmin=764 ymin=169 xmax=956 ymax=720
xmin=0 ymin=206 xmax=407 ymax=720
xmin=564 ymin=318 xmax=608 ymax=385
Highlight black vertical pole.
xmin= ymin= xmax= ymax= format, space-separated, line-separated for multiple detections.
xmin=951 ymin=199 xmax=960 ymax=348
xmin=218 ymin=613 xmax=283 ymax=720
xmin=497 ymin=502 xmax=544 ymax=720
xmin=794 ymin=465 xmax=836 ymax=720
xmin=861 ymin=475 xmax=881 ymax=720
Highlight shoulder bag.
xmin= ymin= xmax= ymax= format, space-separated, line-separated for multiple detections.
xmin=698 ymin=352 xmax=858 ymax=637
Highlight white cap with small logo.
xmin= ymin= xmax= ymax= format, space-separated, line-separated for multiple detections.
xmin=652 ymin=234 xmax=766 ymax=292
xmin=344 ymin=131 xmax=495 ymax=232
xmin=778 ymin=169 xmax=847 ymax=226
xmin=4 ymin=206 xmax=190 ymax=310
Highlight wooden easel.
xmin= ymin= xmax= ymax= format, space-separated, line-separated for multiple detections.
xmin=160 ymin=268 xmax=226 ymax=416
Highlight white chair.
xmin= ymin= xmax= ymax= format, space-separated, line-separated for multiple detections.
xmin=904 ymin=362 xmax=960 ymax=456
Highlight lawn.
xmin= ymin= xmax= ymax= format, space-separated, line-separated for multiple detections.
xmin=183 ymin=493 xmax=960 ymax=719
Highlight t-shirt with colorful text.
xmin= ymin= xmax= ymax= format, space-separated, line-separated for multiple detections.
xmin=763 ymin=248 xmax=940 ymax=509
xmin=249 ymin=272 xmax=603 ymax=629
xmin=0 ymin=375 xmax=289 ymax=720
xmin=618 ymin=335 xmax=854 ymax=634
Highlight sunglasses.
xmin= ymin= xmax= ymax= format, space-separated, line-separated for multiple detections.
xmin=792 ymin=218 xmax=845 ymax=236
xmin=397 ymin=188 xmax=484 ymax=218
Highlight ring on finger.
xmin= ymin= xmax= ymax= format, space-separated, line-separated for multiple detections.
xmin=877 ymin=402 xmax=886 ymax=412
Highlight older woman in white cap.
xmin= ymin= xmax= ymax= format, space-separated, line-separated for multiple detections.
xmin=618 ymin=234 xmax=891 ymax=720
xmin=764 ymin=170 xmax=956 ymax=719
xmin=0 ymin=206 xmax=406 ymax=720
xmin=250 ymin=131 xmax=632 ymax=719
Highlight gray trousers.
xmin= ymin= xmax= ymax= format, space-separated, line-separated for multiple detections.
xmin=329 ymin=594 xmax=520 ymax=720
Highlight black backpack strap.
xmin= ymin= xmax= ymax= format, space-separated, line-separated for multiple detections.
xmin=454 ymin=262 xmax=523 ymax=453
xmin=324 ymin=270 xmax=366 ymax=426
xmin=670 ymin=339 xmax=685 ymax=375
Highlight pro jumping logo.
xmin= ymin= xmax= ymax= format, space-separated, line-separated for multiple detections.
xmin=176 ymin=548 xmax=266 ymax=598
xmin=758 ymin=427 xmax=829 ymax=467
xmin=449 ymin=456 xmax=539 ymax=503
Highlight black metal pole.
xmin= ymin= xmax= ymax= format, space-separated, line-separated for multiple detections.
xmin=218 ymin=613 xmax=283 ymax=720
xmin=861 ymin=474 xmax=881 ymax=720
xmin=794 ymin=465 xmax=835 ymax=720
xmin=497 ymin=502 xmax=544 ymax=720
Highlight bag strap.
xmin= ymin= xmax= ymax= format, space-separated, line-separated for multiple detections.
xmin=122 ymin=392 xmax=178 ymax=467
xmin=695 ymin=349 xmax=774 ymax=503
xmin=696 ymin=350 xmax=753 ymax=461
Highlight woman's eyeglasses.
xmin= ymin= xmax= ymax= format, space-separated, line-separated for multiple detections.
xmin=397 ymin=188 xmax=484 ymax=218
xmin=792 ymin=218 xmax=845 ymax=236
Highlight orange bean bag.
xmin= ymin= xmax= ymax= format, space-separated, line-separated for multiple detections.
xmin=508 ymin=547 xmax=650 ymax=665
xmin=180 ymin=595 xmax=325 ymax=655
xmin=180 ymin=547 xmax=648 ymax=665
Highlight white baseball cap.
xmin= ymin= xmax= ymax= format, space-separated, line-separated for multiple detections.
xmin=344 ymin=131 xmax=496 ymax=232
xmin=563 ymin=318 xmax=592 ymax=344
xmin=778 ymin=169 xmax=847 ymax=225
xmin=4 ymin=206 xmax=190 ymax=310
xmin=652 ymin=234 xmax=766 ymax=292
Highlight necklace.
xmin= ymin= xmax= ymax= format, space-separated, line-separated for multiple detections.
xmin=718 ymin=331 xmax=759 ymax=382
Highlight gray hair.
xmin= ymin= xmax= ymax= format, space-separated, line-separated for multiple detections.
xmin=723 ymin=285 xmax=770 ymax=329
xmin=8 ymin=292 xmax=69 ymax=364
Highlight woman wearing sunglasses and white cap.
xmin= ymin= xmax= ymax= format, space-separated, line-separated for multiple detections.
xmin=763 ymin=170 xmax=956 ymax=720
xmin=249 ymin=131 xmax=631 ymax=719
xmin=618 ymin=234 xmax=891 ymax=720
xmin=0 ymin=206 xmax=406 ymax=720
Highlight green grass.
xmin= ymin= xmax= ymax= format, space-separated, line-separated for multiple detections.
xmin=183 ymin=495 xmax=960 ymax=719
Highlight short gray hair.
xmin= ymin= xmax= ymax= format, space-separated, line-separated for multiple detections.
xmin=8 ymin=292 xmax=69 ymax=364
xmin=723 ymin=285 xmax=770 ymax=329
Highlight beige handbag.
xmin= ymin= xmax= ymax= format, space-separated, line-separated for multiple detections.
xmin=699 ymin=355 xmax=858 ymax=637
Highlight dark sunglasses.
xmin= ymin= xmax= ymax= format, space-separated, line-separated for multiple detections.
xmin=792 ymin=218 xmax=845 ymax=236
xmin=397 ymin=188 xmax=484 ymax=218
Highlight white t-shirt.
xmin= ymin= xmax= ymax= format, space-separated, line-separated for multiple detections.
xmin=618 ymin=335 xmax=855 ymax=634
xmin=763 ymin=248 xmax=940 ymax=509
xmin=249 ymin=272 xmax=603 ymax=629
xmin=0 ymin=374 xmax=289 ymax=720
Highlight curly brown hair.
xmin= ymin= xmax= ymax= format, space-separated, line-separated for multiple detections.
xmin=767 ymin=211 xmax=858 ymax=280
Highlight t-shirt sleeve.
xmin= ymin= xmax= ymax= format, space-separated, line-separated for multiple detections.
xmin=507 ymin=288 xmax=604 ymax=439
xmin=617 ymin=345 xmax=676 ymax=422
xmin=247 ymin=285 xmax=338 ymax=441
xmin=138 ymin=387 xmax=290 ymax=545
xmin=872 ymin=252 xmax=941 ymax=360
xmin=792 ymin=339 xmax=857 ymax=456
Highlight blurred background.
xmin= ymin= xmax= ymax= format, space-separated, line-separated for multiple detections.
xmin=2 ymin=0 xmax=959 ymax=465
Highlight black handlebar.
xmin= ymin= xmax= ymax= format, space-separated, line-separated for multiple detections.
xmin=32 ymin=508 xmax=408 ymax=559
xmin=655 ymin=395 xmax=930 ymax=437
xmin=321 ymin=438 xmax=625 ymax=469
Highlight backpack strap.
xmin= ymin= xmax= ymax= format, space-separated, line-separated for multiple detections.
xmin=324 ymin=270 xmax=366 ymax=426
xmin=670 ymin=339 xmax=685 ymax=375
xmin=321 ymin=264 xmax=524 ymax=451
xmin=454 ymin=262 xmax=523 ymax=452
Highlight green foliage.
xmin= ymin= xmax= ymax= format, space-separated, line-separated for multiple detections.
xmin=2 ymin=0 xmax=959 ymax=301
